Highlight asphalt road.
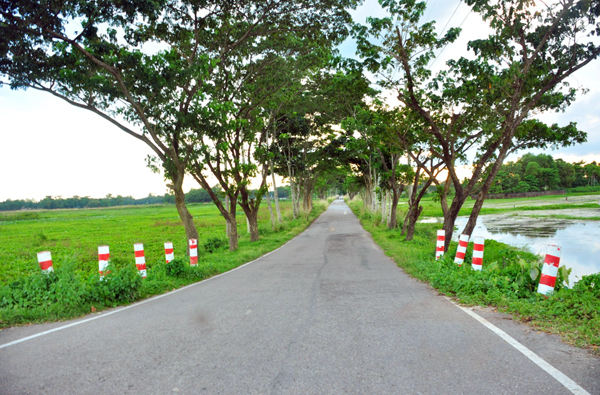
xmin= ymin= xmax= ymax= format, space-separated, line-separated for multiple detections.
xmin=1 ymin=200 xmax=598 ymax=394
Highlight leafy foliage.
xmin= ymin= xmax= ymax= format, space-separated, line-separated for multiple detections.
xmin=203 ymin=237 xmax=226 ymax=253
xmin=352 ymin=0 xmax=596 ymax=248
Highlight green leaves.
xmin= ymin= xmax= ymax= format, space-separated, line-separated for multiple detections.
xmin=529 ymin=266 xmax=540 ymax=282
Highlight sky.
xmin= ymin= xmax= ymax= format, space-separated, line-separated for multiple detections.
xmin=0 ymin=0 xmax=599 ymax=202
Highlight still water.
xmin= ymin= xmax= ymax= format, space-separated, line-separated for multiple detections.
xmin=427 ymin=215 xmax=600 ymax=285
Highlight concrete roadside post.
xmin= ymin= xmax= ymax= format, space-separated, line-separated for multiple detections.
xmin=98 ymin=245 xmax=110 ymax=279
xmin=164 ymin=242 xmax=174 ymax=263
xmin=471 ymin=237 xmax=485 ymax=271
xmin=537 ymin=245 xmax=562 ymax=295
xmin=454 ymin=234 xmax=470 ymax=266
xmin=37 ymin=251 xmax=54 ymax=273
xmin=134 ymin=243 xmax=147 ymax=278
xmin=436 ymin=230 xmax=445 ymax=260
xmin=189 ymin=239 xmax=198 ymax=266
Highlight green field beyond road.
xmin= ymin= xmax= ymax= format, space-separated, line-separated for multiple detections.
xmin=0 ymin=201 xmax=326 ymax=326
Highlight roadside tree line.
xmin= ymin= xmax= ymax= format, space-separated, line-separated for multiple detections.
xmin=337 ymin=0 xmax=599 ymax=250
xmin=0 ymin=0 xmax=372 ymax=251
xmin=2 ymin=0 xmax=599 ymax=253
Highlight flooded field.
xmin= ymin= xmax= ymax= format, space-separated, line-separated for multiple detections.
xmin=481 ymin=194 xmax=600 ymax=208
xmin=425 ymin=214 xmax=600 ymax=285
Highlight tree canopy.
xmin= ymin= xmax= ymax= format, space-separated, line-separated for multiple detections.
xmin=1 ymin=0 xmax=599 ymax=254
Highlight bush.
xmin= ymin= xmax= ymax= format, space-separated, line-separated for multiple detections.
xmin=93 ymin=263 xmax=143 ymax=303
xmin=204 ymin=237 xmax=226 ymax=253
xmin=165 ymin=257 xmax=187 ymax=277
xmin=0 ymin=259 xmax=87 ymax=309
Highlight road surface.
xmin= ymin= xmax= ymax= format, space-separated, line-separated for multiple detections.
xmin=1 ymin=200 xmax=598 ymax=394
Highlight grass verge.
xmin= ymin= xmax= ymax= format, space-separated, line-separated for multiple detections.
xmin=347 ymin=199 xmax=600 ymax=355
xmin=0 ymin=201 xmax=328 ymax=328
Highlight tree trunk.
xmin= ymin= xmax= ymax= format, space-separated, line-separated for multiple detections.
xmin=388 ymin=187 xmax=401 ymax=229
xmin=380 ymin=189 xmax=387 ymax=224
xmin=405 ymin=205 xmax=423 ymax=241
xmin=404 ymin=177 xmax=434 ymax=240
xmin=288 ymin=164 xmax=298 ymax=219
xmin=241 ymin=207 xmax=260 ymax=242
xmin=406 ymin=155 xmax=414 ymax=202
xmin=226 ymin=195 xmax=238 ymax=251
xmin=265 ymin=188 xmax=275 ymax=230
xmin=401 ymin=207 xmax=410 ymax=235
xmin=227 ymin=215 xmax=238 ymax=251
xmin=372 ymin=172 xmax=378 ymax=212
xmin=190 ymin=166 xmax=239 ymax=251
xmin=363 ymin=173 xmax=373 ymax=210
xmin=271 ymin=161 xmax=283 ymax=224
xmin=443 ymin=201 xmax=462 ymax=251
xmin=302 ymin=177 xmax=313 ymax=212
xmin=171 ymin=173 xmax=199 ymax=247
xmin=462 ymin=147 xmax=510 ymax=237
xmin=225 ymin=195 xmax=231 ymax=238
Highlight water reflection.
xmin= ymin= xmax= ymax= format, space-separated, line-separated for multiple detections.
xmin=477 ymin=216 xmax=571 ymax=238
xmin=423 ymin=215 xmax=600 ymax=284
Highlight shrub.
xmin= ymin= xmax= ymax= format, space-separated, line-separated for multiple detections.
xmin=93 ymin=263 xmax=143 ymax=303
xmin=204 ymin=237 xmax=226 ymax=253
xmin=165 ymin=257 xmax=187 ymax=277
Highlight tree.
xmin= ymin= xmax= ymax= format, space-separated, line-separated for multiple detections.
xmin=340 ymin=122 xmax=379 ymax=212
xmin=343 ymin=104 xmax=415 ymax=229
xmin=556 ymin=159 xmax=575 ymax=188
xmin=1 ymin=0 xmax=359 ymax=251
xmin=457 ymin=0 xmax=596 ymax=236
xmin=355 ymin=0 xmax=591 ymax=249
xmin=271 ymin=63 xmax=375 ymax=216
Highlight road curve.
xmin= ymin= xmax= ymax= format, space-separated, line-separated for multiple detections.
xmin=1 ymin=200 xmax=598 ymax=394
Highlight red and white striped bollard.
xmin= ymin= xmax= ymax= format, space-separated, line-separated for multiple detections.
xmin=98 ymin=245 xmax=110 ymax=279
xmin=37 ymin=251 xmax=54 ymax=273
xmin=471 ymin=236 xmax=485 ymax=271
xmin=165 ymin=242 xmax=174 ymax=263
xmin=454 ymin=234 xmax=470 ymax=266
xmin=134 ymin=243 xmax=147 ymax=278
xmin=189 ymin=239 xmax=198 ymax=266
xmin=537 ymin=245 xmax=562 ymax=295
xmin=436 ymin=230 xmax=445 ymax=260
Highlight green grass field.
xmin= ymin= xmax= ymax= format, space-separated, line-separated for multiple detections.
xmin=0 ymin=202 xmax=302 ymax=282
xmin=0 ymin=200 xmax=326 ymax=326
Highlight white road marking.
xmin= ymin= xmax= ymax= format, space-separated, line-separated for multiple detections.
xmin=451 ymin=299 xmax=590 ymax=395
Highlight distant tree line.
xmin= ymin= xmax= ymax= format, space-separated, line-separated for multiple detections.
xmin=0 ymin=194 xmax=172 ymax=212
xmin=483 ymin=154 xmax=600 ymax=194
xmin=0 ymin=186 xmax=290 ymax=212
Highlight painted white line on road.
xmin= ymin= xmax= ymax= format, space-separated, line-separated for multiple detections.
xmin=451 ymin=300 xmax=590 ymax=395
xmin=0 ymin=238 xmax=296 ymax=350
